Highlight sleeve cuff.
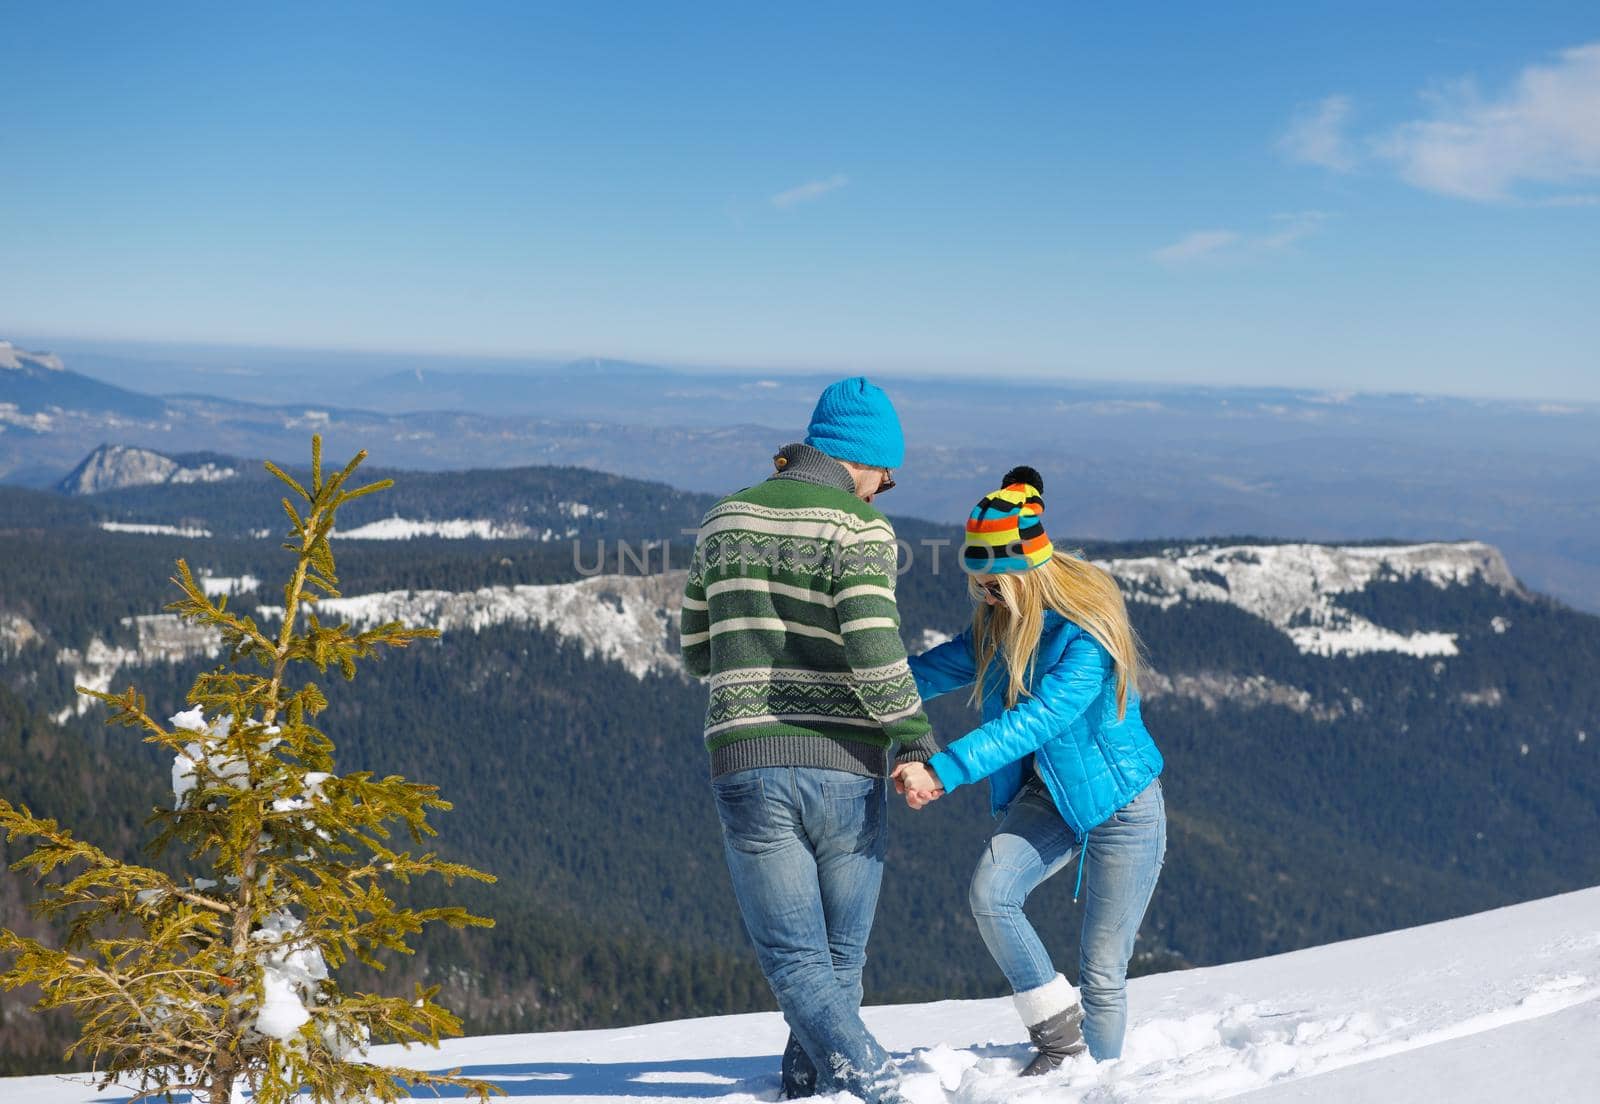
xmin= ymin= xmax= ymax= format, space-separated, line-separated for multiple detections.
xmin=926 ymin=751 xmax=964 ymax=793
xmin=893 ymin=730 xmax=941 ymax=766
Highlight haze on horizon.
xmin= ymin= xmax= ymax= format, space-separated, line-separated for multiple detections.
xmin=6 ymin=331 xmax=1599 ymax=412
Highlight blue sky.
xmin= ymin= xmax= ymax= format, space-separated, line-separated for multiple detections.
xmin=2 ymin=2 xmax=1597 ymax=399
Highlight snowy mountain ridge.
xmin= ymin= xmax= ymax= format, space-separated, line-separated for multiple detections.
xmin=264 ymin=540 xmax=1528 ymax=728
xmin=47 ymin=571 xmax=690 ymax=713
xmin=289 ymin=540 xmax=1514 ymax=669
xmin=256 ymin=571 xmax=688 ymax=679
xmin=1099 ymin=540 xmax=1518 ymax=658
xmin=38 ymin=541 xmax=1526 ymax=722
xmin=59 ymin=444 xmax=237 ymax=494
xmin=6 ymin=884 xmax=1596 ymax=1103
xmin=0 ymin=340 xmax=64 ymax=372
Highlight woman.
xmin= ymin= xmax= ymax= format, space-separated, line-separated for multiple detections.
xmin=893 ymin=466 xmax=1166 ymax=1073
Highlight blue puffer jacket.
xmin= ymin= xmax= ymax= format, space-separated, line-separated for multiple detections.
xmin=909 ymin=610 xmax=1163 ymax=839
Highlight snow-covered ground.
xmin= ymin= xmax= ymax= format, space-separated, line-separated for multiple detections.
xmin=97 ymin=521 xmax=215 ymax=538
xmin=198 ymin=573 xmax=260 ymax=597
xmin=332 ymin=509 xmax=600 ymax=540
xmin=335 ymin=516 xmax=548 ymax=540
xmin=6 ymin=886 xmax=1597 ymax=1103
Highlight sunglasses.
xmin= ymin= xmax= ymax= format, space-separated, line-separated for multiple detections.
xmin=876 ymin=469 xmax=896 ymax=494
xmin=977 ymin=580 xmax=1003 ymax=599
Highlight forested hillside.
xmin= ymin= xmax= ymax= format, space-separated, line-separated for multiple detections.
xmin=2 ymin=463 xmax=1597 ymax=1074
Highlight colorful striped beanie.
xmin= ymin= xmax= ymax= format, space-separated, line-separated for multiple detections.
xmin=962 ymin=465 xmax=1054 ymax=575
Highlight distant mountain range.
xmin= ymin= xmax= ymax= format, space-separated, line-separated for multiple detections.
xmin=0 ymin=339 xmax=165 ymax=429
xmin=4 ymin=337 xmax=1598 ymax=618
xmin=21 ymin=443 xmax=711 ymax=546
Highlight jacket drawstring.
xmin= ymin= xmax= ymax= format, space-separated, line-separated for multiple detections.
xmin=1072 ymin=839 xmax=1087 ymax=902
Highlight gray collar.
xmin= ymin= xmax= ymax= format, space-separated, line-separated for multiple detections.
xmin=769 ymin=442 xmax=858 ymax=496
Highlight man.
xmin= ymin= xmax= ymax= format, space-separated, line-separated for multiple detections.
xmin=680 ymin=377 xmax=938 ymax=1104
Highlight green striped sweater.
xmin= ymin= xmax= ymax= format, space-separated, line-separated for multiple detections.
xmin=681 ymin=445 xmax=936 ymax=778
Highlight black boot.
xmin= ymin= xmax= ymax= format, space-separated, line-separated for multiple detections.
xmin=1020 ymin=1003 xmax=1086 ymax=1076
xmin=780 ymin=1033 xmax=818 ymax=1098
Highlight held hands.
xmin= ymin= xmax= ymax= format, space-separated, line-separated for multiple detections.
xmin=891 ymin=762 xmax=946 ymax=811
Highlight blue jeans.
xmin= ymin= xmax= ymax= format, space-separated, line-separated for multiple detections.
xmin=711 ymin=766 xmax=901 ymax=1104
xmin=968 ymin=777 xmax=1166 ymax=1060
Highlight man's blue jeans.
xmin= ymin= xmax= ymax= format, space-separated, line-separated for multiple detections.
xmin=969 ymin=777 xmax=1166 ymax=1060
xmin=711 ymin=766 xmax=900 ymax=1103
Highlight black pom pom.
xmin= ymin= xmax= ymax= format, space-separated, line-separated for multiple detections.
xmin=1002 ymin=465 xmax=1044 ymax=492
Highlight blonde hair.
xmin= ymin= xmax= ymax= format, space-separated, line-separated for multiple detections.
xmin=968 ymin=553 xmax=1142 ymax=717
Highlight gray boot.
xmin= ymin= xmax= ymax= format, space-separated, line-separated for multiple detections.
xmin=1020 ymin=1003 xmax=1086 ymax=1076
xmin=1012 ymin=974 xmax=1086 ymax=1077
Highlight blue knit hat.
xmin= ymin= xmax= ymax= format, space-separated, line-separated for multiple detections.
xmin=804 ymin=377 xmax=906 ymax=469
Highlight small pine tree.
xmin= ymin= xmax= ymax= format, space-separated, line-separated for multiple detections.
xmin=0 ymin=438 xmax=500 ymax=1104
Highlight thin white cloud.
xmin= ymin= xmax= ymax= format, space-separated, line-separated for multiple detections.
xmin=1532 ymin=192 xmax=1600 ymax=207
xmin=1383 ymin=44 xmax=1600 ymax=200
xmin=771 ymin=174 xmax=849 ymax=210
xmin=1154 ymin=213 xmax=1331 ymax=265
xmin=1054 ymin=399 xmax=1166 ymax=415
xmin=1284 ymin=42 xmax=1600 ymax=203
xmin=1260 ymin=210 xmax=1334 ymax=250
xmin=1279 ymin=95 xmax=1357 ymax=172
xmin=1153 ymin=230 xmax=1240 ymax=264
